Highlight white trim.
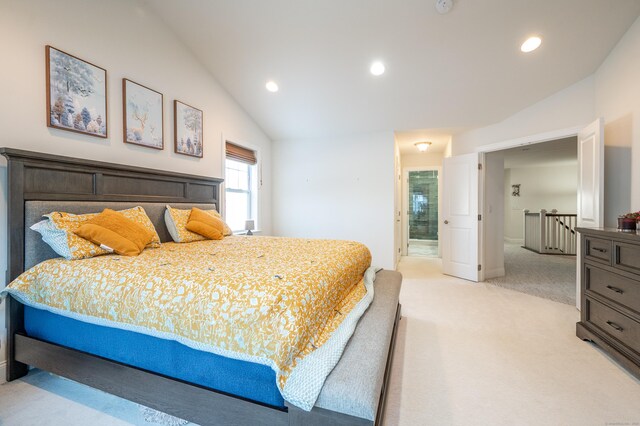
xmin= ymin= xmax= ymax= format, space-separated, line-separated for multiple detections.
xmin=402 ymin=166 xmax=442 ymax=257
xmin=0 ymin=361 xmax=6 ymax=384
xmin=484 ymin=267 xmax=505 ymax=280
xmin=475 ymin=125 xmax=583 ymax=154
xmin=477 ymin=125 xmax=584 ymax=283
xmin=478 ymin=153 xmax=485 ymax=283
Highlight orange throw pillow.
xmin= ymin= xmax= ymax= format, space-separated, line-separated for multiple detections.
xmin=185 ymin=207 xmax=225 ymax=240
xmin=74 ymin=209 xmax=154 ymax=256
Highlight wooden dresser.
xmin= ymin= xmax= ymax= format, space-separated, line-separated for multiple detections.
xmin=576 ymin=227 xmax=640 ymax=379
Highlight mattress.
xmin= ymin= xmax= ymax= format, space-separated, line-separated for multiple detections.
xmin=4 ymin=236 xmax=374 ymax=410
xmin=24 ymin=306 xmax=285 ymax=407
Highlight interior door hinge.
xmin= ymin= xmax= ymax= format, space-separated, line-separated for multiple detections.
xmin=478 ymin=264 xmax=482 ymax=271
xmin=478 ymin=214 xmax=482 ymax=221
xmin=478 ymin=163 xmax=482 ymax=170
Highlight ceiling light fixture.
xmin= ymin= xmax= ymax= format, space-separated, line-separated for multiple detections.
xmin=521 ymin=36 xmax=542 ymax=53
xmin=415 ymin=141 xmax=432 ymax=152
xmin=265 ymin=81 xmax=279 ymax=92
xmin=370 ymin=61 xmax=385 ymax=76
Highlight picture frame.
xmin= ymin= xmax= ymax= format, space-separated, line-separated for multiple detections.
xmin=123 ymin=79 xmax=164 ymax=150
xmin=46 ymin=45 xmax=107 ymax=138
xmin=174 ymin=100 xmax=203 ymax=158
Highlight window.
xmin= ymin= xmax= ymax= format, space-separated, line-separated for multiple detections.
xmin=225 ymin=142 xmax=258 ymax=232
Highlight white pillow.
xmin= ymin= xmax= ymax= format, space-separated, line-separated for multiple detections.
xmin=164 ymin=208 xmax=181 ymax=243
xmin=30 ymin=219 xmax=74 ymax=259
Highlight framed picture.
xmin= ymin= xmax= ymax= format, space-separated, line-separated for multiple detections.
xmin=123 ymin=79 xmax=164 ymax=149
xmin=174 ymin=100 xmax=203 ymax=158
xmin=46 ymin=45 xmax=107 ymax=138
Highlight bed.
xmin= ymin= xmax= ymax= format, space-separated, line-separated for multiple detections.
xmin=1 ymin=148 xmax=402 ymax=425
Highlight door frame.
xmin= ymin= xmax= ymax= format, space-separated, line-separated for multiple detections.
xmin=474 ymin=124 xmax=594 ymax=302
xmin=474 ymin=126 xmax=584 ymax=154
xmin=402 ymin=166 xmax=442 ymax=257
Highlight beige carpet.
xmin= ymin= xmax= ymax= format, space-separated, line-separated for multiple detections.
xmin=485 ymin=243 xmax=576 ymax=305
xmin=384 ymin=256 xmax=640 ymax=425
xmin=1 ymin=257 xmax=639 ymax=425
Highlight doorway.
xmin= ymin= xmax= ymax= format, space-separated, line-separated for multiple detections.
xmin=441 ymin=120 xmax=604 ymax=300
xmin=483 ymin=137 xmax=578 ymax=304
xmin=404 ymin=168 xmax=440 ymax=257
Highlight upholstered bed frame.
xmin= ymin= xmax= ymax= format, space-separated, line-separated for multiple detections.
xmin=1 ymin=148 xmax=402 ymax=426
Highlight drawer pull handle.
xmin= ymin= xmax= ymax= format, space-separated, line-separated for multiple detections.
xmin=592 ymin=247 xmax=607 ymax=253
xmin=606 ymin=321 xmax=623 ymax=332
xmin=606 ymin=285 xmax=624 ymax=294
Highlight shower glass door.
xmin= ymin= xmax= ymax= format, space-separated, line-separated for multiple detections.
xmin=408 ymin=170 xmax=439 ymax=256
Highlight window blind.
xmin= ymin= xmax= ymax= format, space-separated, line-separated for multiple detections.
xmin=226 ymin=142 xmax=257 ymax=165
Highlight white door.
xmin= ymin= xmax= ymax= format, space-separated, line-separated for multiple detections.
xmin=576 ymin=118 xmax=605 ymax=309
xmin=442 ymin=152 xmax=481 ymax=282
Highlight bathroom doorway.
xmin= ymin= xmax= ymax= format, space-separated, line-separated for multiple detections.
xmin=404 ymin=168 xmax=440 ymax=257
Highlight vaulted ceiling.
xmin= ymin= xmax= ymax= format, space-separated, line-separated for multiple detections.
xmin=144 ymin=0 xmax=640 ymax=141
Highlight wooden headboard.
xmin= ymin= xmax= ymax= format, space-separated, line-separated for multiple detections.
xmin=1 ymin=148 xmax=223 ymax=282
xmin=1 ymin=148 xmax=223 ymax=380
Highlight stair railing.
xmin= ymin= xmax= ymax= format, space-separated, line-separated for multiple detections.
xmin=523 ymin=209 xmax=577 ymax=255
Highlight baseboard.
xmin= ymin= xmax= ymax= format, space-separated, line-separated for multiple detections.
xmin=504 ymin=238 xmax=524 ymax=245
xmin=0 ymin=361 xmax=6 ymax=384
xmin=484 ymin=267 xmax=505 ymax=280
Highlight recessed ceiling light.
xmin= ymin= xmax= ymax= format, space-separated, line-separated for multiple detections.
xmin=265 ymin=81 xmax=279 ymax=92
xmin=521 ymin=36 xmax=542 ymax=53
xmin=370 ymin=61 xmax=385 ymax=76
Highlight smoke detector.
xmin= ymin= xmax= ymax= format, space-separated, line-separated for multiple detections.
xmin=436 ymin=0 xmax=453 ymax=14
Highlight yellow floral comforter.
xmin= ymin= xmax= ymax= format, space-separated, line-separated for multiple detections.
xmin=3 ymin=236 xmax=373 ymax=410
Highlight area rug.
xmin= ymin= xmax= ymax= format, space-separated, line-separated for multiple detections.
xmin=485 ymin=243 xmax=576 ymax=305
xmin=140 ymin=407 xmax=188 ymax=426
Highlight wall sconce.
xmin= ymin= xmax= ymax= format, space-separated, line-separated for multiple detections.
xmin=414 ymin=141 xmax=432 ymax=152
xmin=512 ymin=184 xmax=521 ymax=197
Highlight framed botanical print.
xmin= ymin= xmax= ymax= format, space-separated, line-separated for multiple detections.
xmin=46 ymin=46 xmax=107 ymax=138
xmin=123 ymin=79 xmax=164 ymax=149
xmin=174 ymin=100 xmax=203 ymax=158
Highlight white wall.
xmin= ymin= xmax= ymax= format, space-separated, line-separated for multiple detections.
xmin=0 ymin=0 xmax=273 ymax=370
xmin=453 ymin=14 xmax=640 ymax=227
xmin=452 ymin=76 xmax=595 ymax=156
xmin=595 ymin=15 xmax=640 ymax=215
xmin=272 ymin=132 xmax=396 ymax=269
xmin=401 ymin=151 xmax=445 ymax=168
xmin=483 ymin=152 xmax=505 ymax=279
xmin=504 ymin=165 xmax=578 ymax=240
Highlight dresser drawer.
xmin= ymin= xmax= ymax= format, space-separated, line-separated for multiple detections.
xmin=587 ymin=298 xmax=640 ymax=355
xmin=586 ymin=265 xmax=640 ymax=314
xmin=585 ymin=236 xmax=612 ymax=264
xmin=614 ymin=241 xmax=640 ymax=276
